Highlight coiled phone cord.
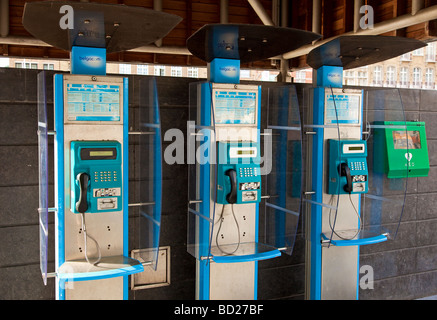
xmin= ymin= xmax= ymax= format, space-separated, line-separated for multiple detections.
xmin=215 ymin=204 xmax=241 ymax=255
xmin=328 ymin=194 xmax=363 ymax=241
xmin=80 ymin=212 xmax=102 ymax=265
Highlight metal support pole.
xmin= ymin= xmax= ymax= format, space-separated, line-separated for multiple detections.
xmin=248 ymin=0 xmax=275 ymax=26
xmin=154 ymin=0 xmax=163 ymax=47
xmin=0 ymin=0 xmax=9 ymax=38
xmin=312 ymin=0 xmax=322 ymax=35
xmin=412 ymin=0 xmax=425 ymax=15
xmin=354 ymin=0 xmax=364 ymax=32
xmin=220 ymin=0 xmax=228 ymax=24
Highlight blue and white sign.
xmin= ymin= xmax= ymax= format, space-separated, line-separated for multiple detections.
xmin=209 ymin=58 xmax=240 ymax=84
xmin=71 ymin=46 xmax=106 ymax=75
xmin=316 ymin=65 xmax=343 ymax=88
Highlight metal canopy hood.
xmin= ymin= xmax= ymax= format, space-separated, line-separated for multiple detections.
xmin=307 ymin=35 xmax=427 ymax=70
xmin=186 ymin=23 xmax=321 ymax=63
xmin=22 ymin=1 xmax=182 ymax=54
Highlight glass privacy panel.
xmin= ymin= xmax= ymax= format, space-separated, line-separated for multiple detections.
xmin=187 ymin=82 xmax=217 ymax=261
xmin=264 ymin=85 xmax=304 ymax=255
xmin=322 ymin=87 xmax=349 ymax=245
xmin=187 ymin=133 xmax=216 ymax=261
xmin=362 ymin=88 xmax=408 ymax=240
xmin=38 ymin=71 xmax=49 ymax=285
xmin=137 ymin=77 xmax=162 ymax=270
xmin=301 ymin=87 xmax=341 ymax=243
xmin=187 ymin=82 xmax=199 ymax=259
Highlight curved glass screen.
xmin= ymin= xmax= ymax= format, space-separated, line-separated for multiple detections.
xmin=38 ymin=71 xmax=49 ymax=285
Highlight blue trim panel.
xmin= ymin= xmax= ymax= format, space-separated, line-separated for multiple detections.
xmin=212 ymin=249 xmax=281 ymax=264
xmin=75 ymin=116 xmax=120 ymax=121
xmin=122 ymin=77 xmax=129 ymax=300
xmin=54 ymin=74 xmax=65 ymax=300
xmin=310 ymin=87 xmax=325 ymax=300
xmin=58 ymin=263 xmax=144 ymax=282
xmin=321 ymin=233 xmax=388 ymax=246
xmin=153 ymin=78 xmax=163 ymax=268
xmin=357 ymin=90 xmax=364 ymax=301
xmin=198 ymin=82 xmax=212 ymax=300
xmin=254 ymin=85 xmax=262 ymax=300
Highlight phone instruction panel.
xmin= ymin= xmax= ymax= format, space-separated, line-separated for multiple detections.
xmin=66 ymin=83 xmax=121 ymax=122
xmin=325 ymin=92 xmax=361 ymax=125
xmin=214 ymin=90 xmax=257 ymax=125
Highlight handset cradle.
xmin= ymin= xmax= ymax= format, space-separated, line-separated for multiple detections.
xmin=76 ymin=172 xmax=90 ymax=213
xmin=339 ymin=163 xmax=352 ymax=194
xmin=225 ymin=169 xmax=237 ymax=204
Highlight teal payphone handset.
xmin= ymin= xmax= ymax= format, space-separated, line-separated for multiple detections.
xmin=71 ymin=141 xmax=122 ymax=214
xmin=328 ymin=139 xmax=368 ymax=195
xmin=217 ymin=142 xmax=261 ymax=205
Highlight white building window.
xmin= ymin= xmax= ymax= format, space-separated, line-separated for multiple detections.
xmin=344 ymin=70 xmax=356 ymax=86
xmin=16 ymin=61 xmax=38 ymax=69
xmin=43 ymin=63 xmax=54 ymax=70
xmin=373 ymin=66 xmax=382 ymax=86
xmin=240 ymin=70 xmax=250 ymax=79
xmin=171 ymin=66 xmax=182 ymax=77
xmin=413 ymin=48 xmax=424 ymax=56
xmin=400 ymin=67 xmax=409 ymax=88
xmin=425 ymin=68 xmax=435 ymax=89
xmin=294 ymin=70 xmax=308 ymax=83
xmin=261 ymin=71 xmax=270 ymax=81
xmin=386 ymin=66 xmax=396 ymax=87
xmin=401 ymin=52 xmax=411 ymax=61
xmin=357 ymin=70 xmax=368 ymax=86
xmin=413 ymin=67 xmax=422 ymax=88
xmin=187 ymin=67 xmax=198 ymax=78
xmin=154 ymin=65 xmax=165 ymax=76
xmin=119 ymin=64 xmax=131 ymax=74
xmin=427 ymin=42 xmax=436 ymax=62
xmin=269 ymin=72 xmax=279 ymax=82
xmin=137 ymin=65 xmax=148 ymax=75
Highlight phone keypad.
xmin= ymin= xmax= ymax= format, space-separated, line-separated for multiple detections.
xmin=350 ymin=161 xmax=366 ymax=171
xmin=239 ymin=167 xmax=258 ymax=178
xmin=94 ymin=170 xmax=119 ymax=183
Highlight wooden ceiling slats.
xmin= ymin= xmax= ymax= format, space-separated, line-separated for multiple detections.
xmin=2 ymin=0 xmax=437 ymax=68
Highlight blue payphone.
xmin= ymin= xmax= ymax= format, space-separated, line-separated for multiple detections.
xmin=186 ymin=24 xmax=320 ymax=300
xmin=328 ymin=139 xmax=368 ymax=195
xmin=27 ymin=1 xmax=181 ymax=300
xmin=304 ymin=35 xmax=427 ymax=300
xmin=70 ymin=141 xmax=123 ymax=214
xmin=216 ymin=142 xmax=261 ymax=205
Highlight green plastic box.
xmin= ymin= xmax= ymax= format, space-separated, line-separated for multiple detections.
xmin=373 ymin=121 xmax=430 ymax=178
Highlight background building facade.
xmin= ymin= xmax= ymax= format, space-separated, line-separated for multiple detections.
xmin=291 ymin=42 xmax=437 ymax=89
xmin=6 ymin=41 xmax=436 ymax=89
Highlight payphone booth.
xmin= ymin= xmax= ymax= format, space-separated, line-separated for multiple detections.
xmin=26 ymin=1 xmax=181 ymax=300
xmin=185 ymin=24 xmax=321 ymax=300
xmin=303 ymin=35 xmax=429 ymax=300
